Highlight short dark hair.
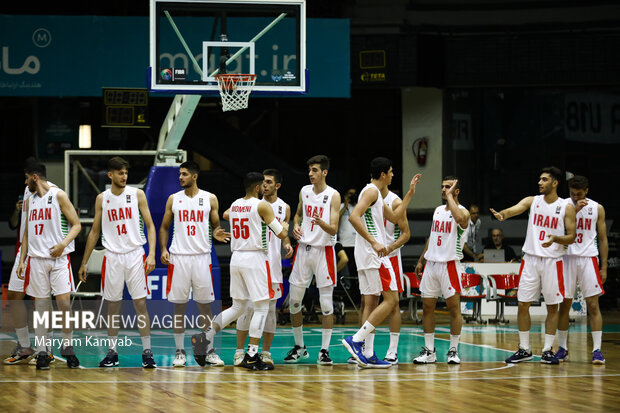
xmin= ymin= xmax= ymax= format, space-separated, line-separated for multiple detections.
xmin=180 ymin=160 xmax=200 ymax=176
xmin=568 ymin=175 xmax=589 ymax=190
xmin=541 ymin=166 xmax=562 ymax=183
xmin=263 ymin=168 xmax=282 ymax=184
xmin=108 ymin=156 xmax=129 ymax=171
xmin=307 ymin=155 xmax=330 ymax=171
xmin=244 ymin=172 xmax=264 ymax=191
xmin=443 ymin=175 xmax=460 ymax=190
xmin=370 ymin=157 xmax=392 ymax=179
xmin=24 ymin=161 xmax=46 ymax=179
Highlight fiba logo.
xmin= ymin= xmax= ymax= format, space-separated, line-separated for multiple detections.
xmin=271 ymin=70 xmax=282 ymax=82
xmin=160 ymin=68 xmax=173 ymax=81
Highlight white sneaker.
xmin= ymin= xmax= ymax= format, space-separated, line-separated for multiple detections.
xmin=384 ymin=352 xmax=398 ymax=365
xmin=233 ymin=351 xmax=245 ymax=367
xmin=173 ymin=349 xmax=186 ymax=367
xmin=205 ymin=350 xmax=225 ymax=366
xmin=260 ymin=351 xmax=274 ymax=366
xmin=413 ymin=347 xmax=437 ymax=364
xmin=447 ymin=347 xmax=460 ymax=364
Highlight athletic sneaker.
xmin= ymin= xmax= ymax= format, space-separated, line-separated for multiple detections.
xmin=260 ymin=351 xmax=274 ymax=367
xmin=142 ymin=349 xmax=157 ymax=368
xmin=505 ymin=348 xmax=533 ymax=364
xmin=341 ymin=336 xmax=368 ymax=367
xmin=283 ymin=345 xmax=309 ymax=363
xmin=3 ymin=344 xmax=35 ymax=365
xmin=205 ymin=350 xmax=224 ymax=366
xmin=239 ymin=352 xmax=274 ymax=371
xmin=447 ymin=347 xmax=460 ymax=365
xmin=61 ymin=345 xmax=80 ymax=369
xmin=99 ymin=349 xmax=119 ymax=367
xmin=317 ymin=349 xmax=333 ymax=365
xmin=30 ymin=350 xmax=54 ymax=365
xmin=173 ymin=349 xmax=186 ymax=367
xmin=347 ymin=356 xmax=357 ymax=365
xmin=413 ymin=347 xmax=437 ymax=364
xmin=555 ymin=347 xmax=569 ymax=361
xmin=540 ymin=350 xmax=559 ymax=364
xmin=36 ymin=351 xmax=51 ymax=370
xmin=191 ymin=330 xmax=212 ymax=367
xmin=592 ymin=349 xmax=605 ymax=365
xmin=234 ymin=351 xmax=245 ymax=367
xmin=384 ymin=352 xmax=398 ymax=365
xmin=363 ymin=353 xmax=391 ymax=369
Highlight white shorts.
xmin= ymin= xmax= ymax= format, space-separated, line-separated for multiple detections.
xmin=388 ymin=253 xmax=404 ymax=293
xmin=420 ymin=260 xmax=462 ymax=299
xmin=289 ymin=244 xmax=337 ymax=289
xmin=358 ymin=258 xmax=398 ymax=296
xmin=272 ymin=283 xmax=283 ymax=301
xmin=167 ymin=253 xmax=215 ymax=304
xmin=229 ymin=251 xmax=274 ymax=302
xmin=102 ymin=248 xmax=148 ymax=301
xmin=517 ymin=254 xmax=564 ymax=305
xmin=24 ymin=255 xmax=75 ymax=298
xmin=563 ymin=255 xmax=605 ymax=299
xmin=8 ymin=247 xmax=25 ymax=293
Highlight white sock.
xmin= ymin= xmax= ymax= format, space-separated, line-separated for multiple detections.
xmin=321 ymin=329 xmax=332 ymax=351
xmin=449 ymin=334 xmax=460 ymax=351
xmin=247 ymin=344 xmax=258 ymax=357
xmin=15 ymin=326 xmax=30 ymax=348
xmin=363 ymin=333 xmax=375 ymax=358
xmin=141 ymin=336 xmax=151 ymax=350
xmin=35 ymin=324 xmax=47 ymax=353
xmin=557 ymin=329 xmax=568 ymax=349
xmin=424 ymin=333 xmax=434 ymax=350
xmin=353 ymin=321 xmax=374 ymax=342
xmin=293 ymin=326 xmax=304 ymax=347
xmin=518 ymin=331 xmax=530 ymax=350
xmin=62 ymin=331 xmax=73 ymax=348
xmin=543 ymin=334 xmax=555 ymax=352
xmin=174 ymin=333 xmax=184 ymax=350
xmin=387 ymin=332 xmax=400 ymax=355
xmin=592 ymin=331 xmax=602 ymax=351
xmin=235 ymin=348 xmax=245 ymax=355
xmin=109 ymin=336 xmax=117 ymax=351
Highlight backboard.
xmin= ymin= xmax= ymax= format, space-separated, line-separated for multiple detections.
xmin=149 ymin=0 xmax=306 ymax=95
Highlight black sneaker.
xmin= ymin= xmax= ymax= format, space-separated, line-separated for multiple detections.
xmin=239 ymin=352 xmax=274 ymax=371
xmin=283 ymin=345 xmax=309 ymax=363
xmin=99 ymin=349 xmax=119 ymax=367
xmin=317 ymin=349 xmax=333 ymax=365
xmin=142 ymin=349 xmax=157 ymax=369
xmin=540 ymin=350 xmax=559 ymax=365
xmin=61 ymin=345 xmax=80 ymax=369
xmin=505 ymin=348 xmax=533 ymax=364
xmin=36 ymin=351 xmax=51 ymax=370
xmin=191 ymin=330 xmax=212 ymax=367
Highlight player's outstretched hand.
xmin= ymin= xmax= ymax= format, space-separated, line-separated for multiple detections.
xmin=489 ymin=208 xmax=505 ymax=221
xmin=214 ymin=227 xmax=231 ymax=243
xmin=408 ymin=174 xmax=422 ymax=193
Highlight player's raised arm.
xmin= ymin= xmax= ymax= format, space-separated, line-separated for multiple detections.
xmin=79 ymin=193 xmax=104 ymax=281
xmin=444 ymin=180 xmax=469 ymax=229
xmin=51 ymin=190 xmax=81 ymax=258
xmin=311 ymin=191 xmax=341 ymax=236
xmin=388 ymin=173 xmax=422 ymax=222
xmin=258 ymin=201 xmax=289 ymax=240
xmin=210 ymin=193 xmax=230 ymax=243
xmin=387 ymin=202 xmax=411 ymax=255
xmin=158 ymin=195 xmax=174 ymax=266
xmin=349 ymin=186 xmax=387 ymax=257
xmin=490 ymin=196 xmax=535 ymax=221
xmin=137 ymin=189 xmax=156 ymax=274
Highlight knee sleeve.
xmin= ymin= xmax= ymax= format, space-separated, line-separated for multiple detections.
xmin=236 ymin=302 xmax=254 ymax=332
xmin=249 ymin=299 xmax=270 ymax=338
xmin=263 ymin=300 xmax=277 ymax=334
xmin=219 ymin=299 xmax=248 ymax=330
xmin=289 ymin=284 xmax=306 ymax=315
xmin=319 ymin=286 xmax=334 ymax=316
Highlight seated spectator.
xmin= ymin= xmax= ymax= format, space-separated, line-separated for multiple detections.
xmin=485 ymin=228 xmax=519 ymax=262
xmin=463 ymin=204 xmax=483 ymax=261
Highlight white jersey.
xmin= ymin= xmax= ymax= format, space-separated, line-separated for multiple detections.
xmin=229 ymin=197 xmax=268 ymax=253
xmin=18 ymin=182 xmax=57 ymax=244
xmin=101 ymin=186 xmax=146 ymax=253
xmin=27 ymin=186 xmax=74 ymax=258
xmin=265 ymin=197 xmax=287 ymax=281
xmin=522 ymin=195 xmax=568 ymax=258
xmin=566 ymin=198 xmax=599 ymax=257
xmin=424 ymin=204 xmax=467 ymax=262
xmin=299 ymin=184 xmax=337 ymax=246
xmin=354 ymin=183 xmax=387 ymax=270
xmin=169 ymin=189 xmax=213 ymax=255
xmin=383 ymin=191 xmax=402 ymax=258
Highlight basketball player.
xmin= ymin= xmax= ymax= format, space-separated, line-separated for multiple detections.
xmin=16 ymin=161 xmax=81 ymax=370
xmin=412 ymin=176 xmax=469 ymax=365
xmin=342 ymin=158 xmax=420 ymax=368
xmin=284 ymin=155 xmax=341 ymax=365
xmin=233 ymin=169 xmax=293 ymax=367
xmin=556 ymin=175 xmax=608 ymax=364
xmin=4 ymin=159 xmax=57 ymax=365
xmin=491 ymin=166 xmax=576 ymax=365
xmin=78 ymin=157 xmax=158 ymax=368
xmin=159 ymin=161 xmax=229 ymax=367
xmin=191 ymin=172 xmax=288 ymax=371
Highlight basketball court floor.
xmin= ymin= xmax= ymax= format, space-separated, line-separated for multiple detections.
xmin=1 ymin=313 xmax=619 ymax=412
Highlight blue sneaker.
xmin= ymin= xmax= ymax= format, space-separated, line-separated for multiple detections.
xmin=592 ymin=349 xmax=605 ymax=365
xmin=505 ymin=347 xmax=533 ymax=364
xmin=540 ymin=350 xmax=559 ymax=365
xmin=362 ymin=353 xmax=391 ymax=369
xmin=555 ymin=347 xmax=568 ymax=361
xmin=341 ymin=336 xmax=368 ymax=367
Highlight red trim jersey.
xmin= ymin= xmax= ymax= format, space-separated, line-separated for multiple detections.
xmin=229 ymin=197 xmax=268 ymax=253
xmin=299 ymin=184 xmax=337 ymax=246
xmin=424 ymin=204 xmax=467 ymax=262
xmin=522 ymin=195 xmax=567 ymax=258
xmin=27 ymin=186 xmax=74 ymax=258
xmin=101 ymin=186 xmax=146 ymax=253
xmin=169 ymin=189 xmax=212 ymax=255
xmin=566 ymin=198 xmax=599 ymax=258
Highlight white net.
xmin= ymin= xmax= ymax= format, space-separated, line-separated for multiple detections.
xmin=215 ymin=74 xmax=257 ymax=112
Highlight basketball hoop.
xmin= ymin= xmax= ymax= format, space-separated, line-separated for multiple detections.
xmin=214 ymin=74 xmax=257 ymax=112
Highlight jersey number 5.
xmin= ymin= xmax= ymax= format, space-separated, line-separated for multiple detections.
xmin=232 ymin=218 xmax=250 ymax=239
